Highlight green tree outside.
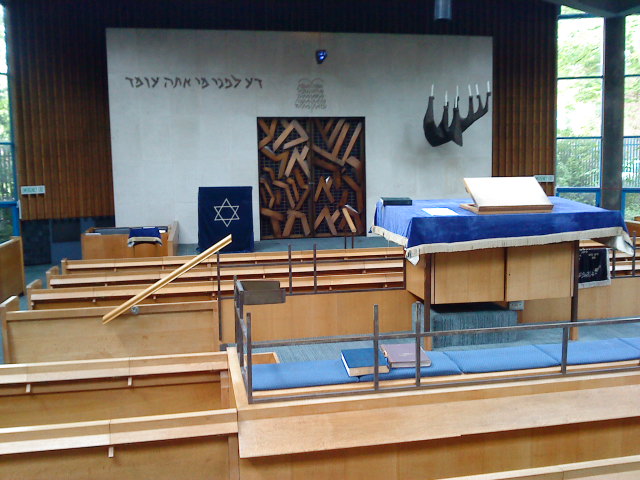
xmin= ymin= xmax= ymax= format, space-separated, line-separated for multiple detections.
xmin=556 ymin=13 xmax=640 ymax=219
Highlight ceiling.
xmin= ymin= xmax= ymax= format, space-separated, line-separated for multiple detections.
xmin=542 ymin=0 xmax=640 ymax=17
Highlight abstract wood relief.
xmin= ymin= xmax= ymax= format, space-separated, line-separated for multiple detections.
xmin=258 ymin=117 xmax=365 ymax=239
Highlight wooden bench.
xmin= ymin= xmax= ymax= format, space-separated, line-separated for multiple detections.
xmin=62 ymin=246 xmax=404 ymax=275
xmin=28 ymin=272 xmax=405 ymax=310
xmin=0 ymin=351 xmax=242 ymax=478
xmin=1 ymin=348 xmax=639 ymax=479
xmin=81 ymin=221 xmax=179 ymax=259
xmin=0 ymin=296 xmax=220 ymax=363
xmin=2 ymin=288 xmax=416 ymax=362
xmin=47 ymin=258 xmax=404 ymax=289
xmin=0 ymin=237 xmax=25 ymax=303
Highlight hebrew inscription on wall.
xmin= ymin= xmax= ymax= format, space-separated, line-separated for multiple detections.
xmin=123 ymin=76 xmax=263 ymax=90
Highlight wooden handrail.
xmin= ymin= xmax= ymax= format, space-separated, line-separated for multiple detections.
xmin=102 ymin=234 xmax=232 ymax=324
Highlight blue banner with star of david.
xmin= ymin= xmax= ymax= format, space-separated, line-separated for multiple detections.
xmin=198 ymin=186 xmax=254 ymax=253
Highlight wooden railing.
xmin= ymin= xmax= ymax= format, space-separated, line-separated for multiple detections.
xmin=102 ymin=235 xmax=232 ymax=324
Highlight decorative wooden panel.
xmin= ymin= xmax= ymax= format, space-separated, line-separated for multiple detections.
xmin=258 ymin=118 xmax=365 ymax=239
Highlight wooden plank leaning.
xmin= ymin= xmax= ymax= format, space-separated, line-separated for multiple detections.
xmin=102 ymin=234 xmax=232 ymax=324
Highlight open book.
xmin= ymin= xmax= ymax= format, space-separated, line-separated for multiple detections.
xmin=380 ymin=343 xmax=431 ymax=368
xmin=460 ymin=177 xmax=553 ymax=214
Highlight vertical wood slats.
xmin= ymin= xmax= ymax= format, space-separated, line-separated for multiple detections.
xmin=6 ymin=0 xmax=558 ymax=220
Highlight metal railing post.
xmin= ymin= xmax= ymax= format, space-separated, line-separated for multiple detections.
xmin=246 ymin=312 xmax=253 ymax=403
xmin=633 ymin=233 xmax=637 ymax=276
xmin=288 ymin=244 xmax=293 ymax=295
xmin=561 ymin=326 xmax=569 ymax=374
xmin=217 ymin=251 xmax=222 ymax=341
xmin=373 ymin=304 xmax=380 ymax=391
xmin=313 ymin=243 xmax=318 ymax=293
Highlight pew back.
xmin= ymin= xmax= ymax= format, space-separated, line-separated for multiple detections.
xmin=1 ymin=299 xmax=219 ymax=363
xmin=0 ymin=237 xmax=25 ymax=303
xmin=62 ymin=246 xmax=404 ymax=274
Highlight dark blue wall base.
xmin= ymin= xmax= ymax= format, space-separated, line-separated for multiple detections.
xmin=21 ymin=216 xmax=115 ymax=266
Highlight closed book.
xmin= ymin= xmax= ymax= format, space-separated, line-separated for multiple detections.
xmin=381 ymin=197 xmax=412 ymax=206
xmin=341 ymin=348 xmax=390 ymax=377
xmin=380 ymin=343 xmax=432 ymax=368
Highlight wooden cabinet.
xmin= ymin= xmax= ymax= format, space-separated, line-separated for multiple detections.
xmin=406 ymin=242 xmax=575 ymax=304
xmin=81 ymin=222 xmax=179 ymax=259
xmin=432 ymin=249 xmax=505 ymax=304
xmin=505 ymin=243 xmax=574 ymax=301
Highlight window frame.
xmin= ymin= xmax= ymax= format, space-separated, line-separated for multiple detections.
xmin=555 ymin=11 xmax=640 ymax=219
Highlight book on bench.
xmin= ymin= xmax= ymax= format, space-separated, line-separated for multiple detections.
xmin=341 ymin=348 xmax=390 ymax=377
xmin=380 ymin=343 xmax=431 ymax=368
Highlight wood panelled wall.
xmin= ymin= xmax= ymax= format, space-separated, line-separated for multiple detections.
xmin=5 ymin=0 xmax=558 ymax=220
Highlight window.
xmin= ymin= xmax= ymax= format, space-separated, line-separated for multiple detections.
xmin=0 ymin=5 xmax=17 ymax=243
xmin=623 ymin=14 xmax=640 ymax=218
xmin=556 ymin=9 xmax=603 ymax=206
xmin=555 ymin=10 xmax=640 ymax=218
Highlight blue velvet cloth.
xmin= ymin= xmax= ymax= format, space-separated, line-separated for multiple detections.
xmin=127 ymin=227 xmax=162 ymax=246
xmin=373 ymin=196 xmax=628 ymax=251
xmin=251 ymin=359 xmax=359 ymax=391
xmin=443 ymin=345 xmax=559 ymax=373
xmin=358 ymin=351 xmax=462 ymax=381
xmin=129 ymin=227 xmax=161 ymax=239
xmin=535 ymin=338 xmax=640 ymax=365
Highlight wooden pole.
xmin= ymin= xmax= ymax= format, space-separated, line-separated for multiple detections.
xmin=102 ymin=234 xmax=232 ymax=324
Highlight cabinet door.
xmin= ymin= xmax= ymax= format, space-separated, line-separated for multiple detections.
xmin=432 ymin=249 xmax=505 ymax=304
xmin=505 ymin=243 xmax=574 ymax=301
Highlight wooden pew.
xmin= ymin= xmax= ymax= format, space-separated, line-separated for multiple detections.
xmin=0 ymin=351 xmax=639 ymax=478
xmin=439 ymin=456 xmax=640 ymax=479
xmin=0 ymin=352 xmax=231 ymax=428
xmin=81 ymin=221 xmax=179 ymax=259
xmin=0 ymin=351 xmax=243 ymax=479
xmin=27 ymin=272 xmax=405 ymax=310
xmin=0 ymin=237 xmax=25 ymax=303
xmin=226 ymin=347 xmax=640 ymax=478
xmin=626 ymin=220 xmax=640 ymax=239
xmin=47 ymin=258 xmax=403 ymax=289
xmin=1 ymin=298 xmax=220 ymax=363
xmin=61 ymin=246 xmax=404 ymax=275
xmin=2 ymin=287 xmax=416 ymax=363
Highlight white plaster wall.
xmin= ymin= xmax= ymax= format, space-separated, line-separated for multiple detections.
xmin=107 ymin=29 xmax=492 ymax=243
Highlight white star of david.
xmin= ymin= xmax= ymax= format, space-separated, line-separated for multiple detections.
xmin=213 ymin=198 xmax=240 ymax=228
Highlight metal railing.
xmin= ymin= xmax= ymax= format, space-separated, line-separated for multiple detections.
xmin=555 ymin=186 xmax=640 ymax=220
xmin=235 ymin=296 xmax=640 ymax=404
xmin=556 ymin=136 xmax=640 ymax=190
xmin=210 ymin=243 xmax=405 ymax=298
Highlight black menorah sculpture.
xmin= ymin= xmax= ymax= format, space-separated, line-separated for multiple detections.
xmin=423 ymin=84 xmax=491 ymax=147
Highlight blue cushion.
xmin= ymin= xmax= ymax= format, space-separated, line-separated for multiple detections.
xmin=251 ymin=360 xmax=359 ymax=391
xmin=444 ymin=345 xmax=559 ymax=374
xmin=359 ymin=351 xmax=462 ymax=381
xmin=619 ymin=337 xmax=640 ymax=351
xmin=535 ymin=338 xmax=640 ymax=365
